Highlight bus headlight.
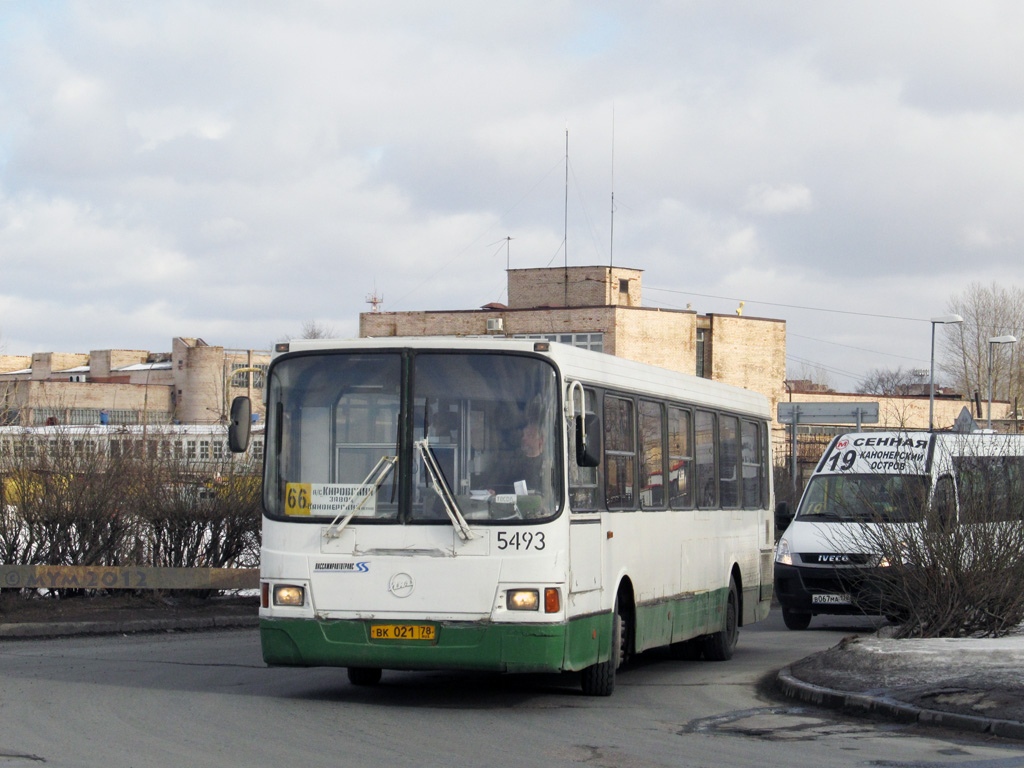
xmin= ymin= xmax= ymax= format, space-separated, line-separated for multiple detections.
xmin=273 ymin=584 xmax=305 ymax=607
xmin=775 ymin=538 xmax=793 ymax=566
xmin=506 ymin=589 xmax=539 ymax=611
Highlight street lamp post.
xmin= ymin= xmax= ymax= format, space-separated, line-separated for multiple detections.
xmin=929 ymin=314 xmax=963 ymax=430
xmin=988 ymin=335 xmax=1018 ymax=429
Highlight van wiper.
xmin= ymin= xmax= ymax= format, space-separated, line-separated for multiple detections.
xmin=323 ymin=455 xmax=397 ymax=539
xmin=414 ymin=439 xmax=474 ymax=541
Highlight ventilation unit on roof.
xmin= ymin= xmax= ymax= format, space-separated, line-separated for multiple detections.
xmin=486 ymin=318 xmax=504 ymax=332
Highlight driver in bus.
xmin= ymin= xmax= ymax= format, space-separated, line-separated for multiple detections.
xmin=479 ymin=415 xmax=552 ymax=518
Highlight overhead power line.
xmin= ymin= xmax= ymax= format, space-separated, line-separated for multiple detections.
xmin=645 ymin=287 xmax=927 ymax=323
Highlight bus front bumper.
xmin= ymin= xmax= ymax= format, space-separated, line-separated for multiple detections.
xmin=260 ymin=614 xmax=610 ymax=674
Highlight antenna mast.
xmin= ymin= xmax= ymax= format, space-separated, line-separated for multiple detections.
xmin=365 ymin=288 xmax=383 ymax=313
xmin=610 ymin=106 xmax=615 ymax=269
xmin=564 ymin=126 xmax=569 ymax=306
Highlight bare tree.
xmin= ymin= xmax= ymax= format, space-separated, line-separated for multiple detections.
xmin=857 ymin=366 xmax=927 ymax=396
xmin=793 ymin=363 xmax=836 ymax=393
xmin=940 ymin=283 xmax=1024 ymax=411
xmin=300 ymin=319 xmax=338 ymax=339
xmin=273 ymin=320 xmax=341 ymax=348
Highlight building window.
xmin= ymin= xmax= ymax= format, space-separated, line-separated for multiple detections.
xmin=231 ymin=363 xmax=268 ymax=389
xmin=513 ymin=333 xmax=603 ymax=353
xmin=696 ymin=328 xmax=707 ymax=378
xmin=619 ymin=279 xmax=629 ymax=294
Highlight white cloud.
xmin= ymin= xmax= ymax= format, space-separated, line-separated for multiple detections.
xmin=745 ymin=182 xmax=813 ymax=215
xmin=2 ymin=0 xmax=1024 ymax=386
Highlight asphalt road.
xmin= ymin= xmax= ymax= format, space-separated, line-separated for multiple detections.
xmin=2 ymin=612 xmax=1024 ymax=768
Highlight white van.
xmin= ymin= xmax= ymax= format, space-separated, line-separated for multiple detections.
xmin=774 ymin=430 xmax=1024 ymax=629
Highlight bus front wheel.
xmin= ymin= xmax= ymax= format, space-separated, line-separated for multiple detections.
xmin=347 ymin=667 xmax=382 ymax=686
xmin=580 ymin=600 xmax=624 ymax=696
xmin=703 ymin=579 xmax=739 ymax=661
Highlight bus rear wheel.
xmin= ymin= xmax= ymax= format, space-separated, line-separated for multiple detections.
xmin=347 ymin=667 xmax=382 ymax=686
xmin=703 ymin=579 xmax=739 ymax=661
xmin=580 ymin=600 xmax=624 ymax=696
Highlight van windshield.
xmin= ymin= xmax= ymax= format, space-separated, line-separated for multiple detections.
xmin=796 ymin=473 xmax=930 ymax=523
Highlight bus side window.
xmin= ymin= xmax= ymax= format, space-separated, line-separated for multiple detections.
xmin=933 ymin=475 xmax=956 ymax=528
xmin=695 ymin=410 xmax=717 ymax=508
xmin=639 ymin=400 xmax=665 ymax=509
xmin=718 ymin=414 xmax=739 ymax=508
xmin=568 ymin=388 xmax=598 ymax=510
xmin=668 ymin=406 xmax=693 ymax=509
xmin=604 ymin=395 xmax=635 ymax=510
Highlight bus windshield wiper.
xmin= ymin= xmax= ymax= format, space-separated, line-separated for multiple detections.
xmin=414 ymin=439 xmax=474 ymax=541
xmin=323 ymin=455 xmax=397 ymax=539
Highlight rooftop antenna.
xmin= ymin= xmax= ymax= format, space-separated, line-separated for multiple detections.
xmin=564 ymin=125 xmax=569 ymax=306
xmin=366 ymin=287 xmax=383 ymax=313
xmin=610 ymin=105 xmax=615 ymax=270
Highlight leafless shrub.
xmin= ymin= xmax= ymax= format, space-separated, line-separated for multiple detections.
xmin=0 ymin=428 xmax=262 ymax=597
xmin=0 ymin=432 xmax=134 ymax=569
xmin=125 ymin=438 xmax=262 ymax=583
xmin=834 ymin=445 xmax=1024 ymax=638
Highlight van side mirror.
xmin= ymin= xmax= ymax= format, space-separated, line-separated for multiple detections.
xmin=228 ymin=396 xmax=252 ymax=453
xmin=775 ymin=501 xmax=793 ymax=531
xmin=575 ymin=414 xmax=601 ymax=468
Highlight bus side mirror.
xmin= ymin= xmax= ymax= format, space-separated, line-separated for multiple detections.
xmin=774 ymin=501 xmax=793 ymax=531
xmin=575 ymin=414 xmax=601 ymax=468
xmin=228 ymin=396 xmax=252 ymax=453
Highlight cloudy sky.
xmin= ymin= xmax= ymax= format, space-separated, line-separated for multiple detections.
xmin=3 ymin=1 xmax=1024 ymax=391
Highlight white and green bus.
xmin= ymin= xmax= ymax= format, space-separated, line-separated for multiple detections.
xmin=229 ymin=337 xmax=775 ymax=695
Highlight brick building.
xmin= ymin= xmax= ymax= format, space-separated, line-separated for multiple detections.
xmin=361 ymin=265 xmax=1005 ymax=435
xmin=361 ymin=265 xmax=788 ymax=407
xmin=0 ymin=337 xmax=269 ymax=427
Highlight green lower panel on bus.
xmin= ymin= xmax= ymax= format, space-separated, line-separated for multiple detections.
xmin=261 ymin=613 xmax=612 ymax=674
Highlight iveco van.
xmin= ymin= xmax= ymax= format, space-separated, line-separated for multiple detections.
xmin=774 ymin=430 xmax=1024 ymax=629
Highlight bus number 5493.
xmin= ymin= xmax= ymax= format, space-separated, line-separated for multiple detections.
xmin=496 ymin=531 xmax=545 ymax=551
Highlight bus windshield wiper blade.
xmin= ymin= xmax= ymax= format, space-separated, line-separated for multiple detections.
xmin=323 ymin=455 xmax=397 ymax=539
xmin=414 ymin=439 xmax=474 ymax=541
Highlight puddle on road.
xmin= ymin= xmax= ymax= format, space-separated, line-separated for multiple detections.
xmin=684 ymin=705 xmax=888 ymax=742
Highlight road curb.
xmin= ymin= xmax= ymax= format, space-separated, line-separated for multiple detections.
xmin=777 ymin=666 xmax=1024 ymax=740
xmin=0 ymin=614 xmax=258 ymax=639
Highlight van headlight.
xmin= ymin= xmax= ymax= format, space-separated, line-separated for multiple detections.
xmin=775 ymin=538 xmax=793 ymax=566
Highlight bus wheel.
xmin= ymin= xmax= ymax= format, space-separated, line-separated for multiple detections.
xmin=347 ymin=667 xmax=382 ymax=686
xmin=669 ymin=638 xmax=703 ymax=660
xmin=782 ymin=607 xmax=812 ymax=630
xmin=703 ymin=580 xmax=739 ymax=661
xmin=580 ymin=600 xmax=623 ymax=696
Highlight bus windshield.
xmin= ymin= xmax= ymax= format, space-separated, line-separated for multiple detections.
xmin=265 ymin=350 xmax=562 ymax=523
xmin=795 ymin=473 xmax=929 ymax=523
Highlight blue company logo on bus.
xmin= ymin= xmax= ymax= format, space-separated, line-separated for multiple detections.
xmin=314 ymin=561 xmax=370 ymax=573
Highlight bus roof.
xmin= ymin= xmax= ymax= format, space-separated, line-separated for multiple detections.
xmin=277 ymin=336 xmax=771 ymax=420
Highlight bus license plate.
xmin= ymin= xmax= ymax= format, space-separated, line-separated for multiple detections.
xmin=812 ymin=593 xmax=851 ymax=605
xmin=369 ymin=624 xmax=436 ymax=641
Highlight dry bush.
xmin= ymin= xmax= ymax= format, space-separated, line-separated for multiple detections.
xmin=127 ymin=444 xmax=261 ymax=572
xmin=0 ymin=429 xmax=262 ymax=597
xmin=0 ymin=433 xmax=134 ymax=569
xmin=837 ymin=450 xmax=1024 ymax=638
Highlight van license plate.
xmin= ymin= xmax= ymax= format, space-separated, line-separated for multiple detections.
xmin=812 ymin=593 xmax=851 ymax=605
